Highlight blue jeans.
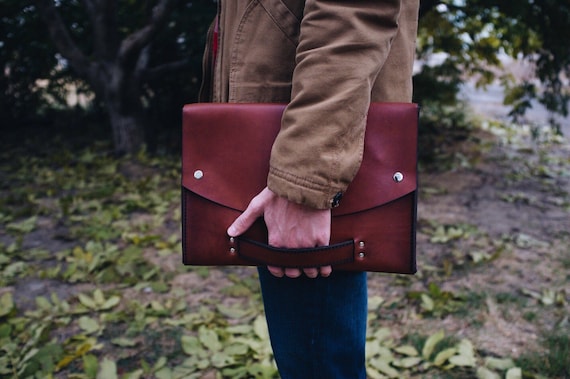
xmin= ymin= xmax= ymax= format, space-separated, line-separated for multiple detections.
xmin=258 ymin=268 xmax=367 ymax=379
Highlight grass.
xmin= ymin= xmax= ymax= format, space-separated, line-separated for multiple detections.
xmin=517 ymin=332 xmax=570 ymax=378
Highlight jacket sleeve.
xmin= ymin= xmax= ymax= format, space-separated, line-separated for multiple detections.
xmin=267 ymin=0 xmax=403 ymax=209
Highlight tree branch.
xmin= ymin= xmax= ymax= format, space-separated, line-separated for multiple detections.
xmin=81 ymin=0 xmax=118 ymax=61
xmin=118 ymin=0 xmax=175 ymax=68
xmin=34 ymin=0 xmax=92 ymax=78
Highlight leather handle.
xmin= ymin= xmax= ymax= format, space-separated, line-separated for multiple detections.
xmin=233 ymin=237 xmax=356 ymax=268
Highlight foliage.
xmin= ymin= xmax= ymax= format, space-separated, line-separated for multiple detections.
xmin=1 ymin=126 xmax=569 ymax=378
xmin=0 ymin=0 xmax=61 ymax=125
xmin=1 ymin=0 xmax=216 ymax=153
xmin=517 ymin=332 xmax=570 ymax=378
xmin=415 ymin=0 xmax=570 ymax=131
xmin=2 ymin=0 xmax=569 ymax=154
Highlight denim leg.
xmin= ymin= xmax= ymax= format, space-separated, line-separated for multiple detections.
xmin=258 ymin=267 xmax=367 ymax=379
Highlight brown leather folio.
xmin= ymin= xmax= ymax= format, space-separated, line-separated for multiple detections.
xmin=182 ymin=103 xmax=418 ymax=274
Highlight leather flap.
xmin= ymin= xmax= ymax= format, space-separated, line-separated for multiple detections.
xmin=182 ymin=103 xmax=418 ymax=216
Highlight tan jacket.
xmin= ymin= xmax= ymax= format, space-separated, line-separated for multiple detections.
xmin=201 ymin=0 xmax=419 ymax=209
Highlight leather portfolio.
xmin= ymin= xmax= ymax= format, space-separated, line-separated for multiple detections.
xmin=181 ymin=103 xmax=418 ymax=273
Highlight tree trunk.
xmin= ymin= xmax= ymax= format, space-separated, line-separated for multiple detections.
xmin=34 ymin=0 xmax=176 ymax=155
xmin=108 ymin=106 xmax=145 ymax=155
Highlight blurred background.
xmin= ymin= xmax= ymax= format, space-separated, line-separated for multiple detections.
xmin=0 ymin=1 xmax=568 ymax=378
xmin=1 ymin=0 xmax=568 ymax=153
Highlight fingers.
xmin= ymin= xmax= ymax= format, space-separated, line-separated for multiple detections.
xmin=268 ymin=266 xmax=284 ymax=277
xmin=301 ymin=266 xmax=332 ymax=278
xmin=285 ymin=268 xmax=302 ymax=278
xmin=319 ymin=265 xmax=332 ymax=277
xmin=235 ymin=188 xmax=333 ymax=279
xmin=227 ymin=196 xmax=265 ymax=237
xmin=267 ymin=266 xmax=333 ymax=278
xmin=303 ymin=268 xmax=319 ymax=278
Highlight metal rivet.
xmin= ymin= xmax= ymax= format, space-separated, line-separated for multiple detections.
xmin=359 ymin=252 xmax=365 ymax=258
xmin=393 ymin=172 xmax=404 ymax=183
xmin=229 ymin=237 xmax=235 ymax=243
xmin=359 ymin=241 xmax=365 ymax=248
xmin=194 ymin=170 xmax=204 ymax=180
xmin=229 ymin=248 xmax=236 ymax=254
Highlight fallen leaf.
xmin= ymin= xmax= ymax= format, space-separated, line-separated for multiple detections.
xmin=485 ymin=357 xmax=515 ymax=370
xmin=434 ymin=347 xmax=457 ymax=366
xmin=422 ymin=330 xmax=445 ymax=360
xmin=505 ymin=367 xmax=522 ymax=379
xmin=394 ymin=345 xmax=419 ymax=357
xmin=78 ymin=316 xmax=100 ymax=334
xmin=476 ymin=366 xmax=501 ymax=379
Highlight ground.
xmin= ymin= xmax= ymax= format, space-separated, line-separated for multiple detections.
xmin=0 ymin=106 xmax=569 ymax=378
xmin=378 ymin=124 xmax=570 ymax=358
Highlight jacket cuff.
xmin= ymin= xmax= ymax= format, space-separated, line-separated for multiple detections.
xmin=267 ymin=166 xmax=343 ymax=210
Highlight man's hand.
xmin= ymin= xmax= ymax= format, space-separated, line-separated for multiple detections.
xmin=227 ymin=187 xmax=332 ymax=278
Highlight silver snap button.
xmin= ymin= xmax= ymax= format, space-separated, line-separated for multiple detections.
xmin=194 ymin=170 xmax=204 ymax=180
xmin=393 ymin=172 xmax=404 ymax=183
xmin=359 ymin=252 xmax=365 ymax=258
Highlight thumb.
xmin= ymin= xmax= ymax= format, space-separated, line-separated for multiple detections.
xmin=227 ymin=190 xmax=268 ymax=237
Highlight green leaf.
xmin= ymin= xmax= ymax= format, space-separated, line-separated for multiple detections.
xmin=476 ymin=366 xmax=501 ymax=379
xmin=35 ymin=296 xmax=52 ymax=311
xmin=78 ymin=316 xmax=100 ymax=334
xmin=78 ymin=293 xmax=97 ymax=309
xmin=0 ymin=323 xmax=11 ymax=338
xmin=151 ymin=300 xmax=165 ymax=312
xmin=111 ymin=337 xmax=138 ymax=347
xmin=0 ymin=292 xmax=14 ymax=317
xmin=198 ymin=327 xmax=222 ymax=352
xmin=216 ymin=304 xmax=251 ymax=319
xmin=368 ymin=296 xmax=385 ymax=311
xmin=393 ymin=356 xmax=423 ymax=368
xmin=83 ymin=354 xmax=99 ymax=379
xmin=223 ymin=343 xmax=249 ymax=356
xmin=0 ymin=253 xmax=10 ymax=265
xmin=366 ymin=340 xmax=382 ymax=358
xmin=365 ymin=367 xmax=386 ymax=379
xmin=394 ymin=345 xmax=419 ymax=357
xmin=247 ymin=363 xmax=278 ymax=378
xmin=422 ymin=330 xmax=445 ymax=360
xmin=20 ymin=347 xmax=39 ymax=366
xmin=211 ymin=352 xmax=235 ymax=368
xmin=97 ymin=358 xmax=118 ymax=379
xmin=485 ymin=357 xmax=516 ymax=370
xmin=122 ymin=369 xmax=144 ymax=379
xmin=421 ymin=294 xmax=435 ymax=311
xmin=433 ymin=347 xmax=457 ymax=366
xmin=181 ymin=336 xmax=201 ymax=355
xmin=0 ymin=357 xmax=11 ymax=375
xmin=221 ymin=367 xmax=248 ymax=378
xmin=226 ymin=324 xmax=253 ymax=335
xmin=253 ymin=315 xmax=269 ymax=340
xmin=6 ymin=216 xmax=37 ymax=233
xmin=450 ymin=339 xmax=476 ymax=367
xmin=155 ymin=367 xmax=173 ymax=379
xmin=93 ymin=289 xmax=105 ymax=305
xmin=101 ymin=296 xmax=120 ymax=310
xmin=449 ymin=354 xmax=477 ymax=367
xmin=372 ymin=327 xmax=392 ymax=343
xmin=153 ymin=356 xmax=167 ymax=371
xmin=505 ymin=367 xmax=522 ymax=379
xmin=369 ymin=357 xmax=400 ymax=378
